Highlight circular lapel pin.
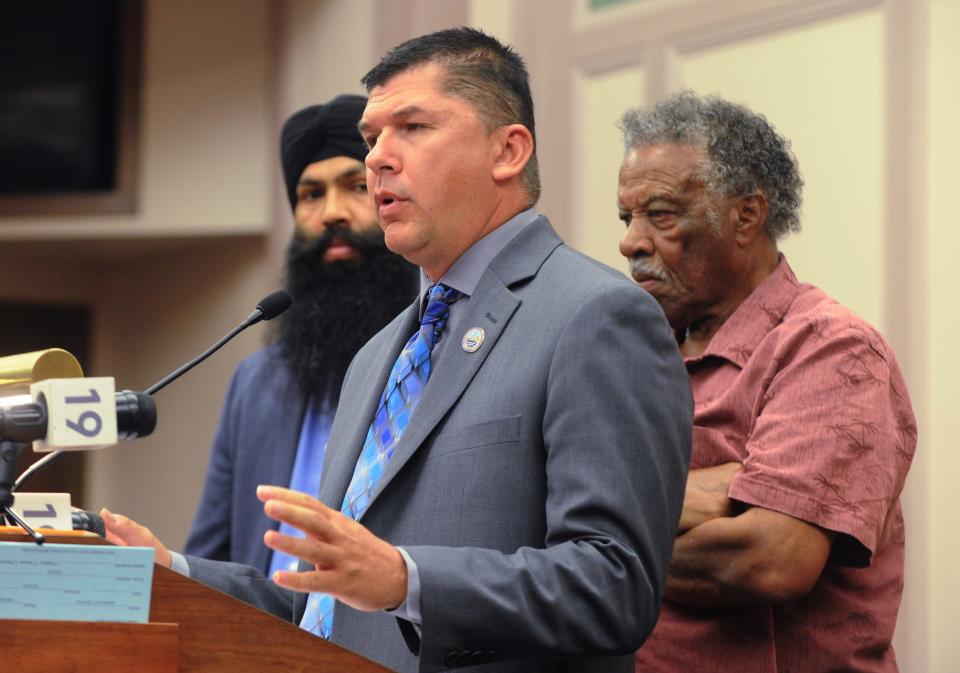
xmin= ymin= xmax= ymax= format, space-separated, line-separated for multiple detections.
xmin=462 ymin=327 xmax=485 ymax=353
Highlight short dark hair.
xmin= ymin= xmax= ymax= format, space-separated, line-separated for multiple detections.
xmin=362 ymin=27 xmax=540 ymax=205
xmin=620 ymin=90 xmax=803 ymax=240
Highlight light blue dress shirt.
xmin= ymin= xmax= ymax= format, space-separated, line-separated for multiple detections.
xmin=267 ymin=398 xmax=333 ymax=576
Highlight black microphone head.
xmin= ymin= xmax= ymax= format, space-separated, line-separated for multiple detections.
xmin=114 ymin=390 xmax=157 ymax=440
xmin=0 ymin=402 xmax=47 ymax=443
xmin=72 ymin=510 xmax=106 ymax=537
xmin=257 ymin=291 xmax=293 ymax=321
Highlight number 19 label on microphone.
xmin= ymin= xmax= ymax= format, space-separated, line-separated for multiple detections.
xmin=30 ymin=377 xmax=119 ymax=451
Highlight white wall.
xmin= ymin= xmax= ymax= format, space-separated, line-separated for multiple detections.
xmin=925 ymin=0 xmax=960 ymax=667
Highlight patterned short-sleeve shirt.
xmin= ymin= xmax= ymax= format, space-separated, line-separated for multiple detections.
xmin=636 ymin=256 xmax=916 ymax=673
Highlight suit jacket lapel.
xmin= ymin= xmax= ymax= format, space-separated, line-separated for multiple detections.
xmin=356 ymin=216 xmax=564 ymax=521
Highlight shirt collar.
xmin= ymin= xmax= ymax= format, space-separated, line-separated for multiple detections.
xmin=687 ymin=254 xmax=801 ymax=368
xmin=418 ymin=208 xmax=539 ymax=301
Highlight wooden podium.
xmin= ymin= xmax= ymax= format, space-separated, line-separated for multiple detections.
xmin=1 ymin=530 xmax=394 ymax=673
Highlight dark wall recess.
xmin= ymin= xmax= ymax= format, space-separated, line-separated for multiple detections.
xmin=0 ymin=0 xmax=143 ymax=216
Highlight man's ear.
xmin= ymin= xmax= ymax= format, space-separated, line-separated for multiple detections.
xmin=491 ymin=124 xmax=534 ymax=183
xmin=733 ymin=191 xmax=769 ymax=245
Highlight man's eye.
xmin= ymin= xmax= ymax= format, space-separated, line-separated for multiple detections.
xmin=364 ymin=135 xmax=378 ymax=149
xmin=351 ymin=182 xmax=368 ymax=194
xmin=300 ymin=189 xmax=323 ymax=202
xmin=405 ymin=123 xmax=425 ymax=132
xmin=648 ymin=210 xmax=675 ymax=224
xmin=618 ymin=212 xmax=631 ymax=225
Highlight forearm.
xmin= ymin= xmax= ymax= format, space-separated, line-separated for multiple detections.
xmin=675 ymin=462 xmax=743 ymax=534
xmin=187 ymin=555 xmax=295 ymax=620
xmin=666 ymin=517 xmax=772 ymax=607
xmin=665 ymin=508 xmax=833 ymax=608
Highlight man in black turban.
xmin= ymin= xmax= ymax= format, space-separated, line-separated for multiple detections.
xmin=181 ymin=95 xmax=418 ymax=576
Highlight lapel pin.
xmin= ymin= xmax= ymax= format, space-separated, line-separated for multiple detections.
xmin=462 ymin=327 xmax=485 ymax=353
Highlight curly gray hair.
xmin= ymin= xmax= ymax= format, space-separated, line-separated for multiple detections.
xmin=619 ymin=90 xmax=803 ymax=240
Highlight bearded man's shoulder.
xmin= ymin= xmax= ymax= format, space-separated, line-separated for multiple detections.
xmin=228 ymin=344 xmax=295 ymax=391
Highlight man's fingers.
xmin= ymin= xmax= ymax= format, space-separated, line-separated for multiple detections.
xmin=257 ymin=485 xmax=332 ymax=513
xmin=271 ymin=568 xmax=337 ymax=594
xmin=262 ymin=497 xmax=339 ymax=537
xmin=101 ymin=508 xmax=139 ymax=545
xmin=100 ymin=508 xmax=129 ymax=547
xmin=99 ymin=507 xmax=172 ymax=568
xmin=263 ymin=529 xmax=336 ymax=568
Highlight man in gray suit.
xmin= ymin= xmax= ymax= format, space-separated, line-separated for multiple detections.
xmin=105 ymin=27 xmax=691 ymax=673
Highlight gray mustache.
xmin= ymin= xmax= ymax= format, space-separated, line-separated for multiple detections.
xmin=628 ymin=258 xmax=667 ymax=281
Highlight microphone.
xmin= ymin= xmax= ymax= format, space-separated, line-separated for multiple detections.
xmin=145 ymin=290 xmax=292 ymax=396
xmin=72 ymin=509 xmax=106 ymax=537
xmin=0 ymin=389 xmax=156 ymax=445
xmin=11 ymin=291 xmax=292 ymax=492
xmin=248 ymin=290 xmax=293 ymax=324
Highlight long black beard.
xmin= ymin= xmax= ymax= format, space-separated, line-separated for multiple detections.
xmin=274 ymin=226 xmax=419 ymax=403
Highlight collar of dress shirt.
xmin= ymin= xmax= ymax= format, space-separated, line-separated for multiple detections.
xmin=417 ymin=208 xmax=539 ymax=312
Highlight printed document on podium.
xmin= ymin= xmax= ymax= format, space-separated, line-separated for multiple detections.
xmin=0 ymin=542 xmax=154 ymax=622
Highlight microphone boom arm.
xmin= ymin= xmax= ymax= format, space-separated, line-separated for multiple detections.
xmin=144 ymin=319 xmax=250 ymax=396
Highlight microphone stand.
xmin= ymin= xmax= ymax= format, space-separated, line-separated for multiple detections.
xmin=0 ymin=440 xmax=45 ymax=544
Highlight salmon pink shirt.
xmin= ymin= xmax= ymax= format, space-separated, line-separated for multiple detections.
xmin=637 ymin=257 xmax=916 ymax=673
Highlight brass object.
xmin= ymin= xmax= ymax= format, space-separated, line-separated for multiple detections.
xmin=0 ymin=349 xmax=84 ymax=395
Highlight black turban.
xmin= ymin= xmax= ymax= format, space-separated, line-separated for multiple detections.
xmin=279 ymin=94 xmax=368 ymax=212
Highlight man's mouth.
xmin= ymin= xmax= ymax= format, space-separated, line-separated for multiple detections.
xmin=375 ymin=189 xmax=407 ymax=218
xmin=630 ymin=269 xmax=668 ymax=292
xmin=628 ymin=259 xmax=667 ymax=288
xmin=323 ymin=236 xmax=358 ymax=261
xmin=378 ymin=200 xmax=404 ymax=219
xmin=375 ymin=189 xmax=399 ymax=205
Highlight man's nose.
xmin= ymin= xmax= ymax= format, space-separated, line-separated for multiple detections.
xmin=321 ymin=188 xmax=349 ymax=228
xmin=619 ymin=218 xmax=655 ymax=259
xmin=365 ymin=133 xmax=397 ymax=175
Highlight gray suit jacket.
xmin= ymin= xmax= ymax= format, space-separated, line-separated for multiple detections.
xmin=190 ymin=216 xmax=692 ymax=673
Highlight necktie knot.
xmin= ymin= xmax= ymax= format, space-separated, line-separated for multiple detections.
xmin=420 ymin=283 xmax=462 ymax=340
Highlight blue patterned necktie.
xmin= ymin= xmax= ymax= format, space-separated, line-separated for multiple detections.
xmin=301 ymin=282 xmax=462 ymax=638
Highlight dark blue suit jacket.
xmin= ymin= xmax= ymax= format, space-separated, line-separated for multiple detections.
xmin=183 ymin=345 xmax=307 ymax=573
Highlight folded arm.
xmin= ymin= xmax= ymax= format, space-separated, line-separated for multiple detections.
xmin=667 ymin=499 xmax=835 ymax=608
xmin=675 ymin=462 xmax=743 ymax=534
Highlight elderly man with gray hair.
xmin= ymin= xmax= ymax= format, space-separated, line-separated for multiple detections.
xmin=617 ymin=90 xmax=916 ymax=672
